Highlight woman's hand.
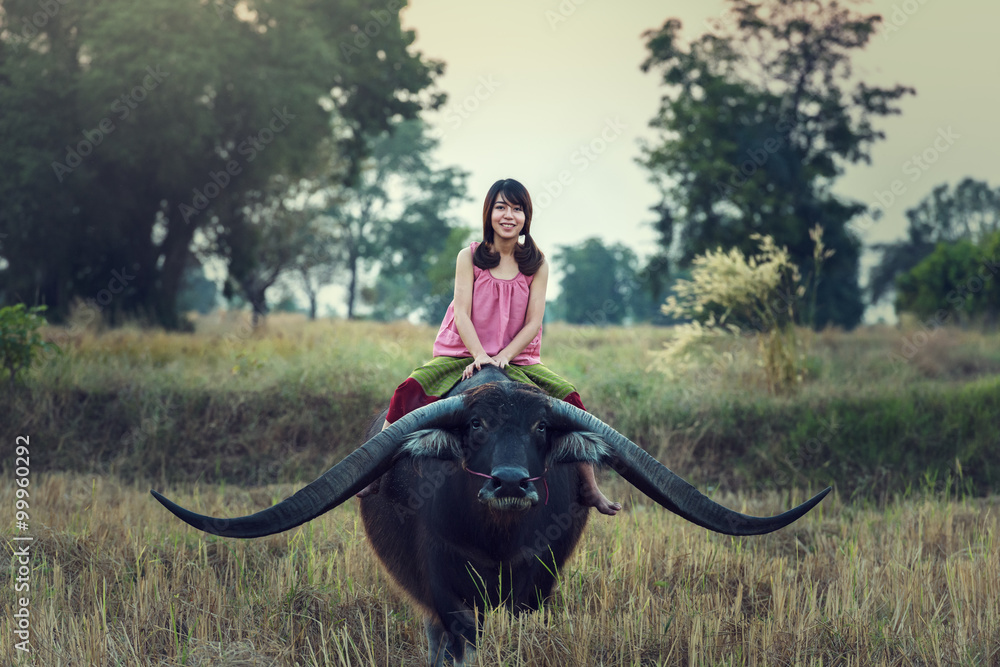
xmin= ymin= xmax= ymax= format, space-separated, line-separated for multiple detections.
xmin=492 ymin=353 xmax=511 ymax=369
xmin=462 ymin=352 xmax=498 ymax=379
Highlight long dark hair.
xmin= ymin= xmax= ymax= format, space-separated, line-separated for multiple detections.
xmin=473 ymin=178 xmax=545 ymax=276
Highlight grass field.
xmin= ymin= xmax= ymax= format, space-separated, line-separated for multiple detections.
xmin=3 ymin=474 xmax=997 ymax=665
xmin=3 ymin=315 xmax=999 ymax=665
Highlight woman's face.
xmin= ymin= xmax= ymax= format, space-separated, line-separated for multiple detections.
xmin=490 ymin=193 xmax=526 ymax=242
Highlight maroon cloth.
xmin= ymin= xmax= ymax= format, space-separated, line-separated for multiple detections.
xmin=386 ymin=377 xmax=437 ymax=423
xmin=386 ymin=380 xmax=587 ymax=424
xmin=562 ymin=391 xmax=586 ymax=411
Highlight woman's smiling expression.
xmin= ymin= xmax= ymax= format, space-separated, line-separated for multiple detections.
xmin=491 ymin=193 xmax=526 ymax=241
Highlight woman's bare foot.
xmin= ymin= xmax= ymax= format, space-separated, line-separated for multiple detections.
xmin=577 ymin=462 xmax=621 ymax=516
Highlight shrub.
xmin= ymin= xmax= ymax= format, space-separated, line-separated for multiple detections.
xmin=894 ymin=231 xmax=1000 ymax=325
xmin=0 ymin=304 xmax=58 ymax=385
xmin=651 ymin=227 xmax=832 ymax=394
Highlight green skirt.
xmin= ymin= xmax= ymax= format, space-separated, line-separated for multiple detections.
xmin=413 ymin=356 xmax=576 ymax=398
xmin=386 ymin=356 xmax=584 ymax=423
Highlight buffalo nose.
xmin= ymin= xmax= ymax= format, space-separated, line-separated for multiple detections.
xmin=488 ymin=466 xmax=531 ymax=497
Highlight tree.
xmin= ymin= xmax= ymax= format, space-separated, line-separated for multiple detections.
xmin=895 ymin=232 xmax=1000 ymax=325
xmin=870 ymin=178 xmax=1000 ymax=304
xmin=552 ymin=238 xmax=640 ymax=325
xmin=639 ymin=0 xmax=914 ymax=328
xmin=369 ymin=194 xmax=472 ymax=324
xmin=293 ymin=214 xmax=344 ymax=321
xmin=217 ymin=118 xmax=467 ymax=325
xmin=223 ymin=143 xmax=348 ymax=323
xmin=219 ymin=179 xmax=316 ymax=325
xmin=0 ymin=0 xmax=442 ymax=328
xmin=328 ymin=119 xmax=468 ymax=320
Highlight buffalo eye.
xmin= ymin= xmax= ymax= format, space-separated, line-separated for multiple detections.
xmin=536 ymin=421 xmax=546 ymax=434
xmin=470 ymin=418 xmax=482 ymax=430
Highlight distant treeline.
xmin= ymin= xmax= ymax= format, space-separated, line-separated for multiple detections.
xmin=5 ymin=1 xmax=1000 ymax=331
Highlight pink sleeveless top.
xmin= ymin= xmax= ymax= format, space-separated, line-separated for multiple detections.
xmin=432 ymin=242 xmax=542 ymax=364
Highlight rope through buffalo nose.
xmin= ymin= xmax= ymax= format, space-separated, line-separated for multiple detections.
xmin=465 ymin=467 xmax=549 ymax=506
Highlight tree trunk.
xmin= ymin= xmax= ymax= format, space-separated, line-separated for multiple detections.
xmin=150 ymin=211 xmax=199 ymax=330
xmin=239 ymin=275 xmax=269 ymax=330
xmin=300 ymin=268 xmax=318 ymax=320
xmin=251 ymin=306 xmax=266 ymax=329
xmin=346 ymin=248 xmax=359 ymax=320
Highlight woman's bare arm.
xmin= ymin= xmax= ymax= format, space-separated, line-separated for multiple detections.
xmin=451 ymin=248 xmax=496 ymax=376
xmin=494 ymin=260 xmax=548 ymax=366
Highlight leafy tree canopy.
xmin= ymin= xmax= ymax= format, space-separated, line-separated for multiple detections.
xmin=328 ymin=118 xmax=469 ymax=321
xmin=895 ymin=231 xmax=1000 ymax=326
xmin=870 ymin=178 xmax=1000 ymax=304
xmin=0 ymin=0 xmax=442 ymax=328
xmin=218 ymin=177 xmax=318 ymax=325
xmin=551 ymin=238 xmax=641 ymax=326
xmin=639 ymin=0 xmax=914 ymax=328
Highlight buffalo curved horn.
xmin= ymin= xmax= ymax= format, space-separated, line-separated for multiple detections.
xmin=150 ymin=395 xmax=467 ymax=538
xmin=550 ymin=400 xmax=830 ymax=535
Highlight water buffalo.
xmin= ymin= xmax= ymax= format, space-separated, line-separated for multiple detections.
xmin=152 ymin=366 xmax=830 ymax=666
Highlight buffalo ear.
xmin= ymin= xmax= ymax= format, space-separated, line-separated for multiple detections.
xmin=550 ymin=431 xmax=609 ymax=464
xmin=401 ymin=429 xmax=463 ymax=460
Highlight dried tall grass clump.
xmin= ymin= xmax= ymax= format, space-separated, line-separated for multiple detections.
xmin=651 ymin=227 xmax=832 ymax=394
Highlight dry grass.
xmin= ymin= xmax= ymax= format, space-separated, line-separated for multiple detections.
xmin=3 ymin=473 xmax=997 ymax=666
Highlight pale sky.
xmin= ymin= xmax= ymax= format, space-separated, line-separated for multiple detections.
xmin=396 ymin=0 xmax=1000 ymax=319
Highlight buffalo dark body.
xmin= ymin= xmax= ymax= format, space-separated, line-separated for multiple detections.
xmin=152 ymin=367 xmax=831 ymax=666
xmin=359 ymin=379 xmax=591 ymax=664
